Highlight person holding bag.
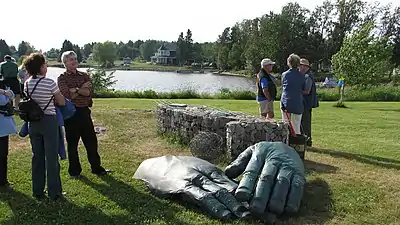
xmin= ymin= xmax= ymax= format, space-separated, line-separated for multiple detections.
xmin=0 ymin=79 xmax=17 ymax=187
xmin=22 ymin=53 xmax=66 ymax=200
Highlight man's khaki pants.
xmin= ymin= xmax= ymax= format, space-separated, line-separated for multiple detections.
xmin=258 ymin=100 xmax=274 ymax=115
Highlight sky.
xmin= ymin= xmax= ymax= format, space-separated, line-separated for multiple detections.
xmin=2 ymin=0 xmax=399 ymax=52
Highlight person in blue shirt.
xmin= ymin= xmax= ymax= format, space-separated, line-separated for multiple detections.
xmin=299 ymin=58 xmax=319 ymax=146
xmin=18 ymin=65 xmax=28 ymax=98
xmin=0 ymin=79 xmax=17 ymax=187
xmin=280 ymin=54 xmax=306 ymax=134
xmin=256 ymin=58 xmax=277 ymax=119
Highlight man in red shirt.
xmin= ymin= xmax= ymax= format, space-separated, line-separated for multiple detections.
xmin=58 ymin=51 xmax=110 ymax=177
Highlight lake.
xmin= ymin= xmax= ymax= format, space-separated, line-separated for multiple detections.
xmin=46 ymin=67 xmax=256 ymax=93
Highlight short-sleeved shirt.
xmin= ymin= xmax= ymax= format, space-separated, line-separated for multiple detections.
xmin=18 ymin=68 xmax=27 ymax=84
xmin=256 ymin=73 xmax=276 ymax=101
xmin=304 ymin=74 xmax=313 ymax=91
xmin=24 ymin=76 xmax=59 ymax=115
xmin=280 ymin=68 xmax=306 ymax=114
xmin=256 ymin=77 xmax=269 ymax=101
xmin=338 ymin=79 xmax=344 ymax=87
xmin=0 ymin=60 xmax=18 ymax=79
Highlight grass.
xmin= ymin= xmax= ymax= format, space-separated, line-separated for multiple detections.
xmin=94 ymin=85 xmax=400 ymax=102
xmin=129 ymin=61 xmax=181 ymax=69
xmin=1 ymin=99 xmax=400 ymax=225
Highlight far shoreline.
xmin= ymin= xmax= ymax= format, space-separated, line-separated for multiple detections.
xmin=48 ymin=64 xmax=251 ymax=78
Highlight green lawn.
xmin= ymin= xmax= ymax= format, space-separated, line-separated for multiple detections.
xmin=1 ymin=99 xmax=399 ymax=225
xmin=129 ymin=62 xmax=181 ymax=69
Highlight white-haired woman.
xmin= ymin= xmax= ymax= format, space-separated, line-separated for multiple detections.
xmin=57 ymin=51 xmax=109 ymax=178
xmin=280 ymin=54 xmax=306 ymax=134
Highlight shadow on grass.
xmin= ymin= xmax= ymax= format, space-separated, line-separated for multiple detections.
xmin=278 ymin=178 xmax=333 ymax=224
xmin=304 ymin=160 xmax=339 ymax=174
xmin=373 ymin=108 xmax=400 ymax=113
xmin=309 ymin=147 xmax=400 ymax=170
xmin=79 ymin=175 xmax=190 ymax=224
xmin=0 ymin=186 xmax=111 ymax=225
xmin=0 ymin=177 xmax=188 ymax=225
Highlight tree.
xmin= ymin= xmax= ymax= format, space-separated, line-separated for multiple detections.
xmin=83 ymin=43 xmax=94 ymax=59
xmin=117 ymin=41 xmax=129 ymax=58
xmin=58 ymin=40 xmax=74 ymax=62
xmin=45 ymin=48 xmax=60 ymax=59
xmin=87 ymin=68 xmax=117 ymax=92
xmin=9 ymin=46 xmax=17 ymax=56
xmin=176 ymin=32 xmax=187 ymax=65
xmin=0 ymin=39 xmax=11 ymax=60
xmin=215 ymin=27 xmax=231 ymax=70
xmin=140 ymin=40 xmax=159 ymax=61
xmin=217 ymin=46 xmax=230 ymax=70
xmin=73 ymin=44 xmax=83 ymax=62
xmin=192 ymin=42 xmax=203 ymax=61
xmin=17 ymin=41 xmax=34 ymax=57
xmin=200 ymin=42 xmax=216 ymax=62
xmin=92 ymin=41 xmax=118 ymax=68
xmin=332 ymin=22 xmax=394 ymax=86
xmin=185 ymin=29 xmax=194 ymax=62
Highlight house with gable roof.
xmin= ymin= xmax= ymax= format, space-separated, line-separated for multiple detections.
xmin=150 ymin=43 xmax=177 ymax=65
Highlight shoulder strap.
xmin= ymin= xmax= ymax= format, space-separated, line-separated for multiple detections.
xmin=261 ymin=69 xmax=273 ymax=82
xmin=43 ymin=96 xmax=54 ymax=111
xmin=26 ymin=77 xmax=45 ymax=99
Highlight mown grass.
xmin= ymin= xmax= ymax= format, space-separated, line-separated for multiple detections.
xmin=94 ymin=85 xmax=400 ymax=102
xmin=1 ymin=99 xmax=400 ymax=225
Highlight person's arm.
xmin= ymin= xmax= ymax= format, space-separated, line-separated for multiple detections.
xmin=57 ymin=75 xmax=77 ymax=99
xmin=4 ymin=89 xmax=14 ymax=100
xmin=302 ymin=75 xmax=312 ymax=95
xmin=260 ymin=78 xmax=271 ymax=101
xmin=76 ymin=73 xmax=93 ymax=97
xmin=0 ymin=88 xmax=15 ymax=104
xmin=50 ymin=80 xmax=65 ymax=106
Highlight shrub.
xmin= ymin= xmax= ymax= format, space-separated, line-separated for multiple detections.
xmin=92 ymin=85 xmax=400 ymax=102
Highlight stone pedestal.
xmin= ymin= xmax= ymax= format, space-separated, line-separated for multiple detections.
xmin=156 ymin=103 xmax=289 ymax=160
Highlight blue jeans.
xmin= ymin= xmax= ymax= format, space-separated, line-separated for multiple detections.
xmin=29 ymin=115 xmax=62 ymax=198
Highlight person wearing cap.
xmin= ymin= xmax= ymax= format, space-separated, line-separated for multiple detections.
xmin=280 ymin=54 xmax=306 ymax=134
xmin=299 ymin=58 xmax=319 ymax=146
xmin=256 ymin=58 xmax=277 ymax=119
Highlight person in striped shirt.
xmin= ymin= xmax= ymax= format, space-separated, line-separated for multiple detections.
xmin=23 ymin=53 xmax=66 ymax=200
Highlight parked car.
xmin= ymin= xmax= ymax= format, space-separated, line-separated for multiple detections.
xmin=322 ymin=77 xmax=338 ymax=88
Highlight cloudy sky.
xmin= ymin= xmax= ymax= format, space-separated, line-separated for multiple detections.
xmin=2 ymin=0 xmax=398 ymax=51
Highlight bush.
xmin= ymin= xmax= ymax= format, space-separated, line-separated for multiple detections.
xmin=92 ymin=85 xmax=400 ymax=101
xmin=87 ymin=68 xmax=117 ymax=92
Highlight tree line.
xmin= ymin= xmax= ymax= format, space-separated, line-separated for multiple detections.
xmin=1 ymin=0 xmax=399 ymax=85
xmin=214 ymin=0 xmax=399 ymax=77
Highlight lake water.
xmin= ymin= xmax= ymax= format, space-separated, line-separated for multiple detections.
xmin=46 ymin=67 xmax=256 ymax=93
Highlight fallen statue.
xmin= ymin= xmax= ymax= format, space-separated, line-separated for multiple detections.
xmin=133 ymin=141 xmax=305 ymax=221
